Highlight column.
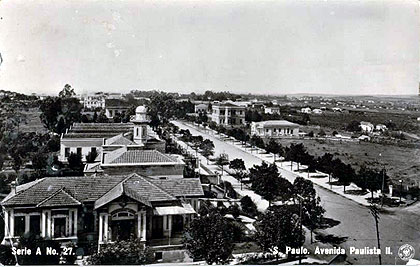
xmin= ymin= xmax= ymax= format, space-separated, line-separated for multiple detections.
xmin=46 ymin=210 xmax=52 ymax=238
xmin=141 ymin=212 xmax=146 ymax=241
xmin=9 ymin=209 xmax=14 ymax=237
xmin=41 ymin=211 xmax=46 ymax=237
xmin=168 ymin=215 xmax=172 ymax=238
xmin=25 ymin=215 xmax=30 ymax=234
xmin=103 ymin=215 xmax=109 ymax=242
xmin=73 ymin=209 xmax=78 ymax=236
xmin=137 ymin=213 xmax=142 ymax=239
xmin=98 ymin=214 xmax=103 ymax=243
xmin=68 ymin=211 xmax=73 ymax=236
xmin=4 ymin=209 xmax=9 ymax=238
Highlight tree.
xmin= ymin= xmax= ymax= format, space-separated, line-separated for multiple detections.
xmin=249 ymin=162 xmax=292 ymax=206
xmin=184 ymin=211 xmax=238 ymax=264
xmin=39 ymin=85 xmax=82 ymax=134
xmin=229 ymin=158 xmax=246 ymax=189
xmin=346 ymin=120 xmax=361 ymax=132
xmin=332 ymin=160 xmax=355 ymax=193
xmin=86 ymin=150 xmax=99 ymax=163
xmin=250 ymin=135 xmax=265 ymax=151
xmin=215 ymin=154 xmax=229 ymax=175
xmin=284 ymin=143 xmax=307 ymax=170
xmin=358 ymin=165 xmax=388 ymax=200
xmin=67 ymin=152 xmax=83 ymax=173
xmin=200 ymin=139 xmax=214 ymax=164
xmin=293 ymin=177 xmax=325 ymax=242
xmin=87 ymin=240 xmax=153 ymax=265
xmin=255 ymin=205 xmax=305 ymax=255
xmin=58 ymin=84 xmax=76 ymax=98
xmin=10 ymin=151 xmax=23 ymax=174
xmin=31 ymin=151 xmax=47 ymax=173
xmin=240 ymin=195 xmax=259 ymax=218
xmin=265 ymin=139 xmax=281 ymax=162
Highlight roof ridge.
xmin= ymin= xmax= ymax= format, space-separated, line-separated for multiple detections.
xmin=140 ymin=176 xmax=177 ymax=200
xmin=36 ymin=187 xmax=81 ymax=207
xmin=96 ymin=174 xmax=134 ymax=200
xmin=1 ymin=179 xmax=45 ymax=205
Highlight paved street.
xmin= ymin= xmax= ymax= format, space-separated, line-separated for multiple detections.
xmin=172 ymin=120 xmax=420 ymax=265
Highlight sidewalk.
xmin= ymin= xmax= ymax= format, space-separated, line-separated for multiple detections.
xmin=180 ymin=122 xmax=379 ymax=207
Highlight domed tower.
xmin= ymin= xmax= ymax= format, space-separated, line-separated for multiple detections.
xmin=132 ymin=105 xmax=150 ymax=145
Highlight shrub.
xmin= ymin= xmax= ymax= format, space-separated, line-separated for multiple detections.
xmin=86 ymin=239 xmax=153 ymax=265
xmin=0 ymin=245 xmax=15 ymax=265
xmin=17 ymin=234 xmax=61 ymax=265
xmin=240 ymin=196 xmax=259 ymax=218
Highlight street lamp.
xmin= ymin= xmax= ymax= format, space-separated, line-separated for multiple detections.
xmin=399 ymin=180 xmax=403 ymax=203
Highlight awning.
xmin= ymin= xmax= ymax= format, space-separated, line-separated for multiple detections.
xmin=153 ymin=203 xmax=196 ymax=216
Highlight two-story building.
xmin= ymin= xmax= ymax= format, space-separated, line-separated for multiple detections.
xmin=105 ymin=99 xmax=131 ymax=119
xmin=251 ymin=120 xmax=300 ymax=139
xmin=210 ymin=102 xmax=246 ymax=127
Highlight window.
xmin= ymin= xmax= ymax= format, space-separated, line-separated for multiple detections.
xmin=91 ymin=147 xmax=96 ymax=154
xmin=65 ymin=148 xmax=70 ymax=158
xmin=29 ymin=215 xmax=41 ymax=236
xmin=53 ymin=217 xmax=67 ymax=238
xmin=76 ymin=147 xmax=82 ymax=157
xmin=14 ymin=216 xmax=25 ymax=237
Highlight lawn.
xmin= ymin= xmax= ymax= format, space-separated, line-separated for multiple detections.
xmin=277 ymin=138 xmax=420 ymax=187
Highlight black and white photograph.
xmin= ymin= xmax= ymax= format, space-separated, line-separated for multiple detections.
xmin=0 ymin=0 xmax=419 ymax=265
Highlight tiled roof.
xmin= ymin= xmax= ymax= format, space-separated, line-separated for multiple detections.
xmin=254 ymin=120 xmax=299 ymax=128
xmin=104 ymin=149 xmax=178 ymax=165
xmin=37 ymin=188 xmax=81 ymax=207
xmin=151 ymin=178 xmax=204 ymax=197
xmin=2 ymin=174 xmax=203 ymax=208
xmin=105 ymin=134 xmax=136 ymax=146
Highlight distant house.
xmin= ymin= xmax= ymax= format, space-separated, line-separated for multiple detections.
xmin=332 ymin=107 xmax=342 ymax=112
xmin=300 ymin=107 xmax=311 ymax=114
xmin=360 ymin=121 xmax=374 ymax=133
xmin=105 ymin=99 xmax=131 ymax=119
xmin=194 ymin=103 xmax=208 ymax=113
xmin=375 ymin=124 xmax=387 ymax=131
xmin=84 ymin=95 xmax=105 ymax=109
xmin=251 ymin=120 xmax=299 ymax=138
xmin=264 ymin=106 xmax=280 ymax=114
xmin=211 ymin=102 xmax=246 ymax=127
xmin=312 ymin=108 xmax=323 ymax=114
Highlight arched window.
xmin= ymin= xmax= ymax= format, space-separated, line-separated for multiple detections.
xmin=112 ymin=210 xmax=135 ymax=221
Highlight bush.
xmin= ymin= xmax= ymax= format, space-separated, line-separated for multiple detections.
xmin=240 ymin=196 xmax=259 ymax=218
xmin=0 ymin=245 xmax=15 ymax=265
xmin=86 ymin=239 xmax=153 ymax=265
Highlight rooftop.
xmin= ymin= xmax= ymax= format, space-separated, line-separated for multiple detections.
xmin=253 ymin=120 xmax=299 ymax=127
xmin=105 ymin=98 xmax=131 ymax=108
xmin=2 ymin=174 xmax=203 ymax=208
xmin=103 ymin=148 xmax=180 ymax=165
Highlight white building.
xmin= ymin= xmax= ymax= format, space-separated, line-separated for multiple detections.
xmin=84 ymin=95 xmax=105 ymax=109
xmin=251 ymin=120 xmax=299 ymax=138
xmin=211 ymin=102 xmax=246 ymax=127
xmin=375 ymin=124 xmax=387 ymax=131
xmin=264 ymin=106 xmax=280 ymax=114
xmin=360 ymin=121 xmax=374 ymax=133
xmin=194 ymin=103 xmax=208 ymax=113
xmin=312 ymin=108 xmax=323 ymax=114
xmin=301 ymin=107 xmax=312 ymax=114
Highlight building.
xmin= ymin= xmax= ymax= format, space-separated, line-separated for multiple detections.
xmin=105 ymin=99 xmax=130 ymax=119
xmin=312 ymin=108 xmax=323 ymax=114
xmin=251 ymin=120 xmax=299 ymax=138
xmin=59 ymin=106 xmax=165 ymax=162
xmin=264 ymin=106 xmax=280 ymax=114
xmin=210 ymin=102 xmax=246 ymax=127
xmin=360 ymin=121 xmax=374 ymax=133
xmin=85 ymin=148 xmax=185 ymax=178
xmin=375 ymin=124 xmax=387 ymax=131
xmin=300 ymin=107 xmax=311 ymax=114
xmin=1 ymin=173 xmax=203 ymax=252
xmin=84 ymin=95 xmax=105 ymax=109
xmin=194 ymin=103 xmax=208 ymax=113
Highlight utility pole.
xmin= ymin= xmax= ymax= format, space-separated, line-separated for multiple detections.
xmin=369 ymin=204 xmax=382 ymax=265
xmin=297 ymin=194 xmax=304 ymax=264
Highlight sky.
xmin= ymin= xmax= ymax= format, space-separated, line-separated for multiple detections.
xmin=0 ymin=0 xmax=419 ymax=96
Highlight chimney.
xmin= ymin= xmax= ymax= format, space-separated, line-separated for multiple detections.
xmin=10 ymin=181 xmax=16 ymax=194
